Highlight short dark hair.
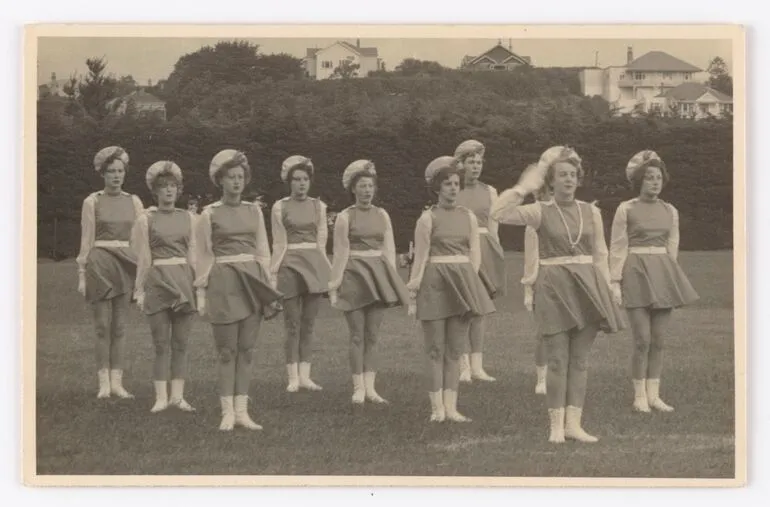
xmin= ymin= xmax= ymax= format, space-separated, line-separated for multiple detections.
xmin=630 ymin=159 xmax=670 ymax=194
xmin=285 ymin=164 xmax=314 ymax=191
xmin=348 ymin=173 xmax=378 ymax=200
xmin=151 ymin=173 xmax=183 ymax=203
xmin=428 ymin=165 xmax=465 ymax=199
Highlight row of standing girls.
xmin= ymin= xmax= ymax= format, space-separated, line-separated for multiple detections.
xmin=76 ymin=141 xmax=698 ymax=442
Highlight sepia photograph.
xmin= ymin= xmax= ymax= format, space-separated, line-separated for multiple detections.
xmin=22 ymin=23 xmax=746 ymax=487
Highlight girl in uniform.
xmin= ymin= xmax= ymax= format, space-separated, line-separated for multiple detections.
xmin=195 ymin=149 xmax=283 ymax=431
xmin=270 ymin=155 xmax=332 ymax=393
xmin=407 ymin=156 xmax=496 ymax=423
xmin=131 ymin=161 xmax=198 ymax=413
xmin=491 ymin=146 xmax=625 ymax=444
xmin=454 ymin=140 xmax=505 ymax=383
xmin=77 ymin=146 xmax=144 ymax=399
xmin=329 ymin=160 xmax=410 ymax=405
xmin=609 ymin=150 xmax=699 ymax=413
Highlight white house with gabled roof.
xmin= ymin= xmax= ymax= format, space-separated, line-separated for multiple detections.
xmin=303 ymin=40 xmax=382 ymax=80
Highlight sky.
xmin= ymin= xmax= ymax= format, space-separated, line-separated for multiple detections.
xmin=36 ymin=37 xmax=733 ymax=85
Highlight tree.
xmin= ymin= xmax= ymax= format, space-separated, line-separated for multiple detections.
xmin=77 ymin=57 xmax=118 ymax=119
xmin=62 ymin=74 xmax=79 ymax=99
xmin=394 ymin=58 xmax=446 ymax=77
xmin=116 ymin=75 xmax=138 ymax=96
xmin=331 ymin=60 xmax=360 ymax=79
xmin=706 ymin=56 xmax=733 ymax=96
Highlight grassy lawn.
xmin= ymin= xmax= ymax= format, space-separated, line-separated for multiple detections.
xmin=34 ymin=251 xmax=735 ymax=478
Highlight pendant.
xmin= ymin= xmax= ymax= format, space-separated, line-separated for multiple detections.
xmin=569 ymin=245 xmax=576 ymax=255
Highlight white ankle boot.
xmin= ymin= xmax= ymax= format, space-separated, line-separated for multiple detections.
xmin=219 ymin=396 xmax=235 ymax=431
xmin=646 ymin=379 xmax=674 ymax=412
xmin=632 ymin=379 xmax=651 ymax=412
xmin=548 ymin=407 xmax=565 ymax=443
xmin=564 ymin=406 xmax=598 ymax=443
xmin=299 ymin=362 xmax=322 ymax=391
xmin=443 ymin=389 xmax=471 ymax=422
xmin=535 ymin=366 xmax=547 ymax=395
xmin=459 ymin=354 xmax=472 ymax=383
xmin=351 ymin=374 xmax=365 ymax=404
xmin=364 ymin=371 xmax=388 ymax=404
xmin=470 ymin=353 xmax=496 ymax=381
xmin=429 ymin=390 xmax=445 ymax=422
xmin=109 ymin=369 xmax=134 ymax=399
xmin=286 ymin=363 xmax=299 ymax=393
xmin=97 ymin=368 xmax=111 ymax=399
xmin=169 ymin=379 xmax=195 ymax=412
xmin=234 ymin=395 xmax=263 ymax=430
xmin=151 ymin=380 xmax=168 ymax=413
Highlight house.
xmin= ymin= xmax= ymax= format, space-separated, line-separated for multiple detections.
xmin=460 ymin=40 xmax=532 ymax=71
xmin=649 ymin=82 xmax=733 ymax=118
xmin=304 ymin=40 xmax=382 ymax=79
xmin=106 ymin=89 xmax=167 ymax=120
xmin=580 ymin=47 xmax=711 ymax=115
xmin=37 ymin=72 xmax=72 ymax=99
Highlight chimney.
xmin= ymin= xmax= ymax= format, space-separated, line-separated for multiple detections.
xmin=148 ymin=78 xmax=152 ymax=87
xmin=508 ymin=39 xmax=512 ymax=50
xmin=356 ymin=38 xmax=360 ymax=48
xmin=627 ymin=46 xmax=634 ymax=64
xmin=51 ymin=72 xmax=56 ymax=82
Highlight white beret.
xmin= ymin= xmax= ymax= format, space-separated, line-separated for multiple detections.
xmin=342 ymin=160 xmax=376 ymax=190
xmin=454 ymin=139 xmax=485 ymax=160
xmin=626 ymin=150 xmax=662 ymax=182
xmin=93 ymin=146 xmax=129 ymax=173
xmin=281 ymin=155 xmax=314 ymax=183
xmin=538 ymin=145 xmax=582 ymax=170
xmin=424 ymin=156 xmax=459 ymax=185
xmin=209 ymin=149 xmax=250 ymax=186
xmin=146 ymin=161 xmax=183 ymax=190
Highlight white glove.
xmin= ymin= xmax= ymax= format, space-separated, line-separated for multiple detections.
xmin=269 ymin=273 xmax=278 ymax=290
xmin=329 ymin=289 xmax=339 ymax=308
xmin=524 ymin=286 xmax=534 ymax=312
xmin=610 ymin=282 xmax=623 ymax=306
xmin=407 ymin=290 xmax=417 ymax=317
xmin=135 ymin=291 xmax=145 ymax=311
xmin=77 ymin=272 xmax=86 ymax=297
xmin=196 ymin=288 xmax=207 ymax=316
xmin=517 ymin=163 xmax=547 ymax=195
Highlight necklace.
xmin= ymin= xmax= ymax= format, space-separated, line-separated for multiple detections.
xmin=553 ymin=200 xmax=583 ymax=254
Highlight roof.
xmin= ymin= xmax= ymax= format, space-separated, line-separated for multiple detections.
xmin=658 ymin=82 xmax=732 ymax=102
xmin=128 ymin=90 xmax=165 ymax=104
xmin=306 ymin=41 xmax=379 ymax=59
xmin=625 ymin=51 xmax=702 ymax=72
xmin=467 ymin=43 xmax=530 ymax=66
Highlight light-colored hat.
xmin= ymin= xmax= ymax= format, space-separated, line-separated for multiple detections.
xmin=626 ymin=150 xmax=662 ymax=182
xmin=209 ymin=149 xmax=250 ymax=186
xmin=281 ymin=155 xmax=314 ymax=183
xmin=93 ymin=146 xmax=129 ymax=173
xmin=454 ymin=139 xmax=485 ymax=160
xmin=538 ymin=145 xmax=582 ymax=171
xmin=424 ymin=156 xmax=459 ymax=185
xmin=146 ymin=161 xmax=183 ymax=190
xmin=342 ymin=160 xmax=376 ymax=190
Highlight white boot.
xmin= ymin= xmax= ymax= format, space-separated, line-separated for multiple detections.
xmin=169 ymin=379 xmax=195 ymax=412
xmin=109 ymin=369 xmax=134 ymax=399
xmin=286 ymin=363 xmax=299 ymax=393
xmin=535 ymin=366 xmax=547 ymax=395
xmin=351 ymin=374 xmax=365 ymax=404
xmin=470 ymin=352 xmax=496 ymax=382
xmin=632 ymin=379 xmax=651 ymax=412
xmin=97 ymin=368 xmax=111 ymax=399
xmin=646 ymin=378 xmax=674 ymax=412
xmin=548 ymin=407 xmax=565 ymax=443
xmin=429 ymin=390 xmax=445 ymax=422
xmin=150 ymin=380 xmax=168 ymax=413
xmin=234 ymin=395 xmax=263 ymax=430
xmin=298 ymin=362 xmax=322 ymax=391
xmin=364 ymin=371 xmax=388 ymax=404
xmin=459 ymin=354 xmax=472 ymax=383
xmin=564 ymin=405 xmax=598 ymax=443
xmin=219 ymin=396 xmax=235 ymax=431
xmin=443 ymin=389 xmax=471 ymax=422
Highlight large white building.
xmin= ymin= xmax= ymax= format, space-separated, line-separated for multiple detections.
xmin=304 ymin=40 xmax=382 ymax=80
xmin=579 ymin=47 xmax=717 ymax=115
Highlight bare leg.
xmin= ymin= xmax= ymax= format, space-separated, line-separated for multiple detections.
xmin=469 ymin=315 xmax=495 ymax=381
xmin=421 ymin=319 xmax=446 ymax=421
xmin=298 ymin=293 xmax=323 ymax=390
xmin=544 ymin=332 xmax=569 ymax=410
xmin=282 ymin=296 xmax=301 ymax=391
xmin=234 ymin=312 xmax=263 ymax=430
xmin=564 ymin=322 xmax=600 ymax=443
xmin=363 ymin=304 xmax=387 ymax=404
xmin=647 ymin=308 xmax=674 ymax=412
xmin=535 ymin=332 xmax=547 ymax=395
xmin=169 ymin=312 xmax=195 ymax=412
xmin=148 ymin=311 xmax=172 ymax=381
xmin=92 ymin=300 xmax=112 ymax=398
xmin=628 ymin=307 xmax=652 ymax=412
xmin=108 ymin=294 xmax=133 ymax=398
xmin=345 ymin=309 xmax=366 ymax=376
xmin=445 ymin=316 xmax=472 ymax=422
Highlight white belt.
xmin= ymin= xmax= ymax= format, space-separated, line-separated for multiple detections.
xmin=540 ymin=255 xmax=593 ymax=266
xmin=350 ymin=250 xmax=383 ymax=258
xmin=153 ymin=257 xmax=187 ymax=266
xmin=629 ymin=246 xmax=667 ymax=255
xmin=430 ymin=255 xmax=470 ymax=264
xmin=478 ymin=227 xmax=489 ymax=234
xmin=94 ymin=240 xmax=129 ymax=248
xmin=216 ymin=254 xmax=256 ymax=264
xmin=287 ymin=242 xmax=317 ymax=251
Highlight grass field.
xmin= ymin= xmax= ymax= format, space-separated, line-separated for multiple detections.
xmin=34 ymin=251 xmax=735 ymax=478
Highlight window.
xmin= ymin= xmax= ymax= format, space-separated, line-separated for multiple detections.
xmin=493 ymin=64 xmax=507 ymax=70
xmin=699 ymin=104 xmax=709 ymax=114
xmin=634 ymin=72 xmax=646 ymax=80
xmin=322 ymin=61 xmax=333 ymax=69
xmin=684 ymin=73 xmax=691 ymax=80
xmin=720 ymin=103 xmax=733 ymax=113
